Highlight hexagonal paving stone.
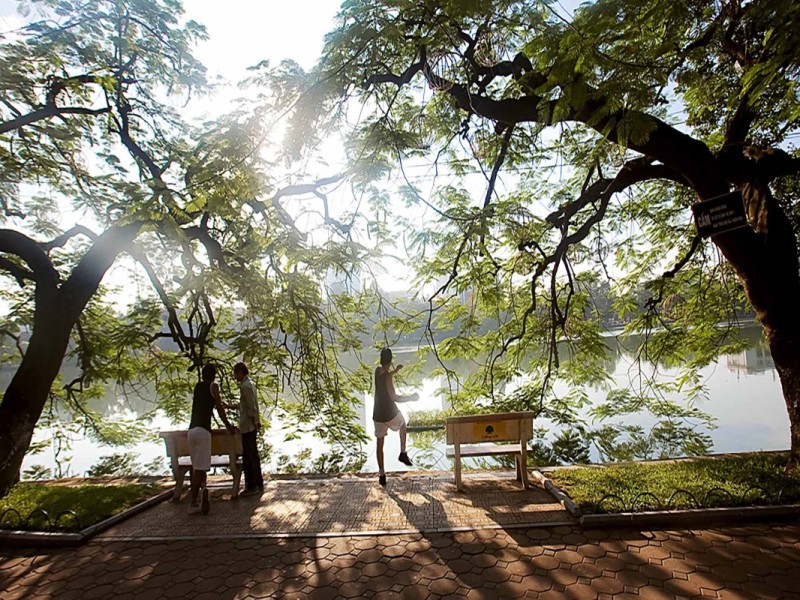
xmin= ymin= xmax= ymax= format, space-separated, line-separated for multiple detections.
xmin=363 ymin=562 xmax=388 ymax=577
xmin=594 ymin=556 xmax=627 ymax=572
xmin=576 ymin=544 xmax=606 ymax=559
xmin=470 ymin=553 xmax=498 ymax=569
xmin=494 ymin=580 xmax=528 ymax=598
xmin=636 ymin=546 xmax=671 ymax=562
xmin=429 ymin=577 xmax=460 ymax=596
xmin=555 ymin=550 xmax=584 ymax=566
xmin=562 ymin=582 xmax=599 ymax=599
xmin=571 ymin=562 xmax=604 ymax=580
xmin=483 ymin=566 xmax=511 ymax=583
xmin=550 ymin=568 xmax=578 ymax=586
xmin=661 ymin=557 xmax=697 ymax=575
xmin=336 ymin=581 xmax=367 ymax=598
xmin=638 ymin=563 xmax=672 ymax=582
xmin=419 ymin=563 xmax=450 ymax=580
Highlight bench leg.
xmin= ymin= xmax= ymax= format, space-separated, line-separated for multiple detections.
xmin=520 ymin=444 xmax=529 ymax=489
xmin=173 ymin=467 xmax=186 ymax=502
xmin=515 ymin=454 xmax=522 ymax=481
xmin=230 ymin=453 xmax=242 ymax=499
xmin=454 ymin=445 xmax=462 ymax=492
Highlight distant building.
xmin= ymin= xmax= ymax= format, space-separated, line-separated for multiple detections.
xmin=725 ymin=346 xmax=774 ymax=375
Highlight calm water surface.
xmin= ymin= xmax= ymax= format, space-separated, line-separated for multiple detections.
xmin=20 ymin=325 xmax=789 ymax=477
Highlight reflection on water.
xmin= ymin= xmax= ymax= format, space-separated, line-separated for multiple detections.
xmin=18 ymin=324 xmax=790 ymax=477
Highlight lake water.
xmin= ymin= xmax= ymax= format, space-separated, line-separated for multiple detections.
xmin=19 ymin=325 xmax=790 ymax=478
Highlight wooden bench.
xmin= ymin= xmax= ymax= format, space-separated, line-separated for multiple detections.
xmin=445 ymin=411 xmax=534 ymax=491
xmin=159 ymin=430 xmax=243 ymax=501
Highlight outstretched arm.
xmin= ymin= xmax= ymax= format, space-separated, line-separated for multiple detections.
xmin=386 ymin=372 xmax=419 ymax=403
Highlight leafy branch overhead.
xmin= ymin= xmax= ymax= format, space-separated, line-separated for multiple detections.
xmin=0 ymin=0 xmax=376 ymax=495
xmin=301 ymin=0 xmax=800 ymax=467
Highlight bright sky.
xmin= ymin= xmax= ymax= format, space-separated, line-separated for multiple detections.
xmin=186 ymin=1 xmax=341 ymax=80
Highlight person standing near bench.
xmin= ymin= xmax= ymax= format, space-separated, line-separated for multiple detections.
xmin=374 ymin=348 xmax=419 ymax=486
xmin=233 ymin=361 xmax=264 ymax=497
xmin=188 ymin=363 xmax=236 ymax=514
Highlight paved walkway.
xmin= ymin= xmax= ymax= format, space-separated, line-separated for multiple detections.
xmin=2 ymin=472 xmax=800 ymax=599
xmin=98 ymin=473 xmax=571 ymax=538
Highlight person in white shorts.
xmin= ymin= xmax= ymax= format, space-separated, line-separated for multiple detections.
xmin=373 ymin=348 xmax=419 ymax=486
xmin=187 ymin=364 xmax=236 ymax=514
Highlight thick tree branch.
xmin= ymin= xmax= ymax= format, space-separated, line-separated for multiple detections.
xmin=0 ymin=229 xmax=59 ymax=287
xmin=61 ymin=222 xmax=144 ymax=311
xmin=181 ymin=214 xmax=244 ymax=274
xmin=0 ymin=73 xmax=116 ymax=135
xmin=363 ymin=61 xmax=424 ymax=88
xmin=544 ymin=162 xmax=689 ymax=231
xmin=0 ymin=104 xmax=112 ymax=134
xmin=0 ymin=257 xmax=32 ymax=286
xmin=440 ymin=79 xmax=726 ymax=197
xmin=747 ymin=146 xmax=800 ymax=182
xmin=42 ymin=225 xmax=99 ymax=251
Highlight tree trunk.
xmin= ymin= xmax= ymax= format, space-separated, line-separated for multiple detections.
xmin=0 ymin=299 xmax=76 ymax=495
xmin=766 ymin=325 xmax=800 ymax=470
xmin=711 ymin=181 xmax=800 ymax=470
xmin=0 ymin=223 xmax=141 ymax=496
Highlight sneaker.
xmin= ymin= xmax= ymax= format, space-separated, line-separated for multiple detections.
xmin=241 ymin=487 xmax=261 ymax=497
xmin=188 ymin=502 xmax=201 ymax=515
xmin=398 ymin=452 xmax=413 ymax=466
xmin=379 ymin=474 xmax=387 ymax=486
xmin=201 ymin=487 xmax=210 ymax=515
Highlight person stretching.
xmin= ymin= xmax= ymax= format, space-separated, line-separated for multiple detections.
xmin=373 ymin=348 xmax=419 ymax=486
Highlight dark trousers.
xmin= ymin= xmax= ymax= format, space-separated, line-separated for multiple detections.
xmin=241 ymin=430 xmax=264 ymax=490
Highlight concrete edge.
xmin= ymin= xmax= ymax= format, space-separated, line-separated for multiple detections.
xmin=0 ymin=530 xmax=84 ymax=548
xmin=0 ymin=488 xmax=172 ymax=548
xmin=531 ymin=469 xmax=582 ymax=518
xmin=580 ymin=503 xmax=800 ymax=529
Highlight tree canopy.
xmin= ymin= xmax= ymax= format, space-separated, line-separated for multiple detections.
xmin=0 ymin=0 xmax=380 ymax=493
xmin=283 ymin=0 xmax=800 ymax=465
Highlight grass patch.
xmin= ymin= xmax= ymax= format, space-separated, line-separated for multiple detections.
xmin=0 ymin=482 xmax=161 ymax=532
xmin=548 ymin=453 xmax=800 ymax=514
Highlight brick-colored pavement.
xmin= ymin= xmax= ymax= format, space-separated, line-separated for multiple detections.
xmin=3 ymin=522 xmax=800 ymax=598
xmin=2 ymin=472 xmax=800 ymax=599
xmin=97 ymin=473 xmax=571 ymax=538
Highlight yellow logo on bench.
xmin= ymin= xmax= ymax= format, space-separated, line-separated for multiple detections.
xmin=474 ymin=421 xmax=506 ymax=441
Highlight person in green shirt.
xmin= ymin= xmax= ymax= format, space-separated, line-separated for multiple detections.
xmin=233 ymin=361 xmax=264 ymax=496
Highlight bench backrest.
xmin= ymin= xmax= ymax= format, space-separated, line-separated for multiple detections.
xmin=159 ymin=430 xmax=243 ymax=457
xmin=445 ymin=411 xmax=534 ymax=445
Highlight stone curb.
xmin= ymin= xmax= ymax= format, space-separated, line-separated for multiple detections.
xmin=0 ymin=488 xmax=173 ymax=548
xmin=531 ymin=469 xmax=582 ymax=518
xmin=580 ymin=503 xmax=800 ymax=528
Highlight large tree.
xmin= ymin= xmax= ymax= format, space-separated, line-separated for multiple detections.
xmin=296 ymin=0 xmax=800 ymax=465
xmin=0 ymin=0 xmax=372 ymax=495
